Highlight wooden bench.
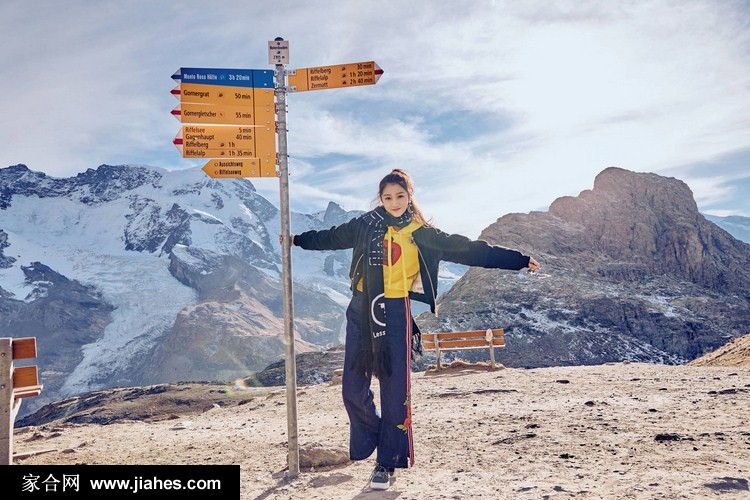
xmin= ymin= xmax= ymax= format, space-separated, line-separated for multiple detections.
xmin=1 ymin=337 xmax=43 ymax=465
xmin=422 ymin=328 xmax=505 ymax=370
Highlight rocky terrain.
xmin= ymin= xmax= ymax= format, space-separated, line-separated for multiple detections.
xmin=140 ymin=245 xmax=345 ymax=384
xmin=690 ymin=333 xmax=750 ymax=367
xmin=12 ymin=361 xmax=750 ymax=499
xmin=417 ymin=167 xmax=750 ymax=368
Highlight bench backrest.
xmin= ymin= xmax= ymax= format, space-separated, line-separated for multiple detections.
xmin=422 ymin=328 xmax=505 ymax=350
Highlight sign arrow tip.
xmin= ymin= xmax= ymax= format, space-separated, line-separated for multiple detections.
xmin=374 ymin=62 xmax=383 ymax=83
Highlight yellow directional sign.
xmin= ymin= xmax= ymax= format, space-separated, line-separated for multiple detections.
xmin=176 ymin=147 xmax=257 ymax=158
xmin=172 ymin=103 xmax=274 ymax=125
xmin=173 ymin=83 xmax=274 ymax=108
xmin=287 ymin=61 xmax=383 ymax=92
xmin=174 ymin=125 xmax=276 ymax=159
xmin=182 ymin=125 xmax=256 ymax=148
xmin=202 ymin=158 xmax=276 ymax=178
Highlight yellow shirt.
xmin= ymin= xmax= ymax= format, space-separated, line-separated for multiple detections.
xmin=356 ymin=220 xmax=423 ymax=297
xmin=383 ymin=221 xmax=422 ymax=297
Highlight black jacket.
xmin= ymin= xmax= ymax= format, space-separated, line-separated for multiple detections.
xmin=293 ymin=216 xmax=531 ymax=314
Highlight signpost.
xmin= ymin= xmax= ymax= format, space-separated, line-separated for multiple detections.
xmin=171 ymin=66 xmax=277 ymax=167
xmin=268 ymin=39 xmax=290 ymax=65
xmin=272 ymin=39 xmax=299 ymax=478
xmin=170 ymin=39 xmax=383 ymax=478
xmin=172 ymin=103 xmax=272 ymax=125
xmin=287 ymin=61 xmax=383 ymax=92
xmin=171 ymin=83 xmax=275 ymax=109
xmin=173 ymin=125 xmax=276 ymax=159
xmin=201 ymin=158 xmax=275 ymax=179
xmin=171 ymin=68 xmax=274 ymax=88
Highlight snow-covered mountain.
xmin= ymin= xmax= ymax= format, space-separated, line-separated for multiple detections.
xmin=0 ymin=163 xmax=465 ymax=416
xmin=0 ymin=164 xmax=351 ymax=413
xmin=704 ymin=214 xmax=750 ymax=244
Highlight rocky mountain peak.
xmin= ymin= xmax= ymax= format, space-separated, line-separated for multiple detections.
xmin=0 ymin=163 xmax=163 ymax=208
xmin=2 ymin=163 xmax=32 ymax=177
xmin=1 ymin=164 xmax=46 ymax=208
xmin=550 ymin=166 xmax=699 ymax=220
xmin=323 ymin=201 xmax=346 ymax=223
xmin=529 ymin=167 xmax=750 ymax=293
xmin=426 ymin=167 xmax=750 ymax=368
xmin=71 ymin=164 xmax=163 ymax=204
xmin=314 ymin=201 xmax=363 ymax=227
xmin=592 ymin=166 xmax=695 ymax=203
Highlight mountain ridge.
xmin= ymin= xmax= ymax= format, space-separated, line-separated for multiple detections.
xmin=416 ymin=167 xmax=750 ymax=368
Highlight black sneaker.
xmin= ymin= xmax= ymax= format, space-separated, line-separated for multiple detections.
xmin=370 ymin=464 xmax=391 ymax=490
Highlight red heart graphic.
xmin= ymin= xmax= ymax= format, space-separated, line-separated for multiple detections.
xmin=383 ymin=239 xmax=402 ymax=265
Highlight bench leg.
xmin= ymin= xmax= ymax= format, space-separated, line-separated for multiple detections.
xmin=436 ymin=346 xmax=442 ymax=370
xmin=489 ymin=345 xmax=496 ymax=370
xmin=11 ymin=397 xmax=22 ymax=421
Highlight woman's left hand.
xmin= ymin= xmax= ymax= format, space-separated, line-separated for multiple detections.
xmin=528 ymin=257 xmax=540 ymax=273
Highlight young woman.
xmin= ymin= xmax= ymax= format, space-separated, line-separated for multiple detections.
xmin=284 ymin=169 xmax=539 ymax=490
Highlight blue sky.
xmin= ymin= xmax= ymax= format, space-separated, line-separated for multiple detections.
xmin=1 ymin=0 xmax=749 ymax=237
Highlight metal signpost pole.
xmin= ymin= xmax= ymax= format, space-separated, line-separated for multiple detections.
xmin=270 ymin=37 xmax=300 ymax=477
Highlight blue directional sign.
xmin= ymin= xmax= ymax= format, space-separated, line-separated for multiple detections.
xmin=171 ymin=68 xmax=274 ymax=89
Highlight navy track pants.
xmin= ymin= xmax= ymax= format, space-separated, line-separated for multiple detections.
xmin=342 ymin=293 xmax=415 ymax=469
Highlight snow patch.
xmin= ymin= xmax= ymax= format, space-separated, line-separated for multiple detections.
xmin=60 ymin=253 xmax=196 ymax=395
xmin=635 ymin=294 xmax=678 ymax=318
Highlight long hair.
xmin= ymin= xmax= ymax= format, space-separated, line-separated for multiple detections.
xmin=377 ymin=169 xmax=432 ymax=226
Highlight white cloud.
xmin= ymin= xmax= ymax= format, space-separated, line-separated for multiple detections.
xmin=1 ymin=0 xmax=749 ymax=237
xmin=680 ymin=171 xmax=750 ymax=208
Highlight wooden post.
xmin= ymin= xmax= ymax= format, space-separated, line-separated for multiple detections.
xmin=0 ymin=338 xmax=13 ymax=465
xmin=487 ymin=329 xmax=496 ymax=369
xmin=435 ymin=336 xmax=442 ymax=370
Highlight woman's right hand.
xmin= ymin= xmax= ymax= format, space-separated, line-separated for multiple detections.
xmin=278 ymin=234 xmax=294 ymax=246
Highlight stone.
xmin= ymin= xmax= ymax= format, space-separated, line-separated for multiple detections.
xmin=299 ymin=442 xmax=349 ymax=469
xmin=330 ymin=369 xmax=344 ymax=386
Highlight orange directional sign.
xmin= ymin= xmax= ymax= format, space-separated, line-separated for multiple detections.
xmin=172 ymin=103 xmax=274 ymax=125
xmin=202 ymin=158 xmax=276 ymax=178
xmin=174 ymin=125 xmax=276 ymax=159
xmin=175 ymin=147 xmax=260 ymax=159
xmin=287 ymin=61 xmax=383 ymax=92
xmin=172 ymin=83 xmax=274 ymax=108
